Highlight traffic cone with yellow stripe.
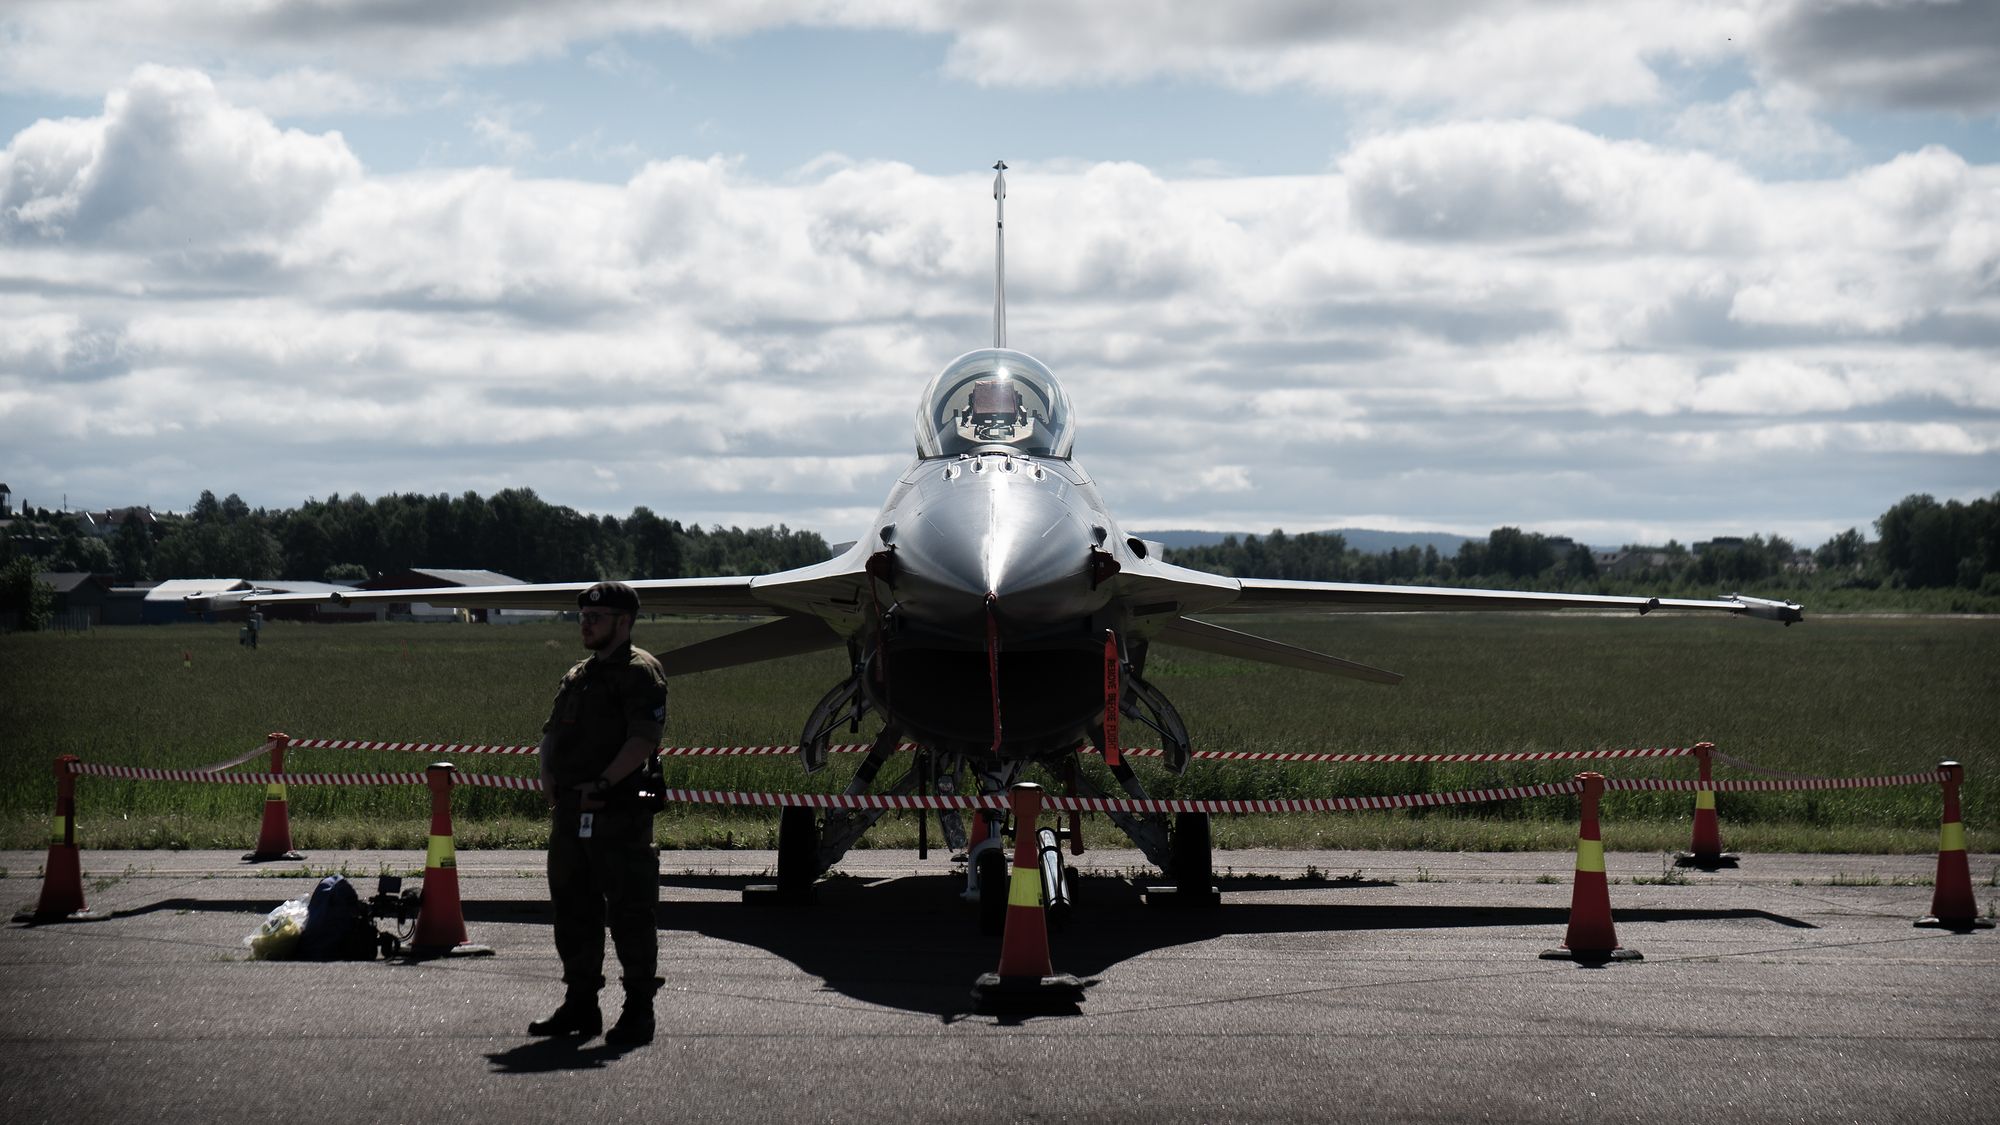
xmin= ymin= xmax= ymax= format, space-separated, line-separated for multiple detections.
xmin=407 ymin=763 xmax=492 ymax=957
xmin=1674 ymin=742 xmax=1737 ymax=869
xmin=1917 ymin=761 xmax=1991 ymax=931
xmin=972 ymin=783 xmax=1087 ymax=1012
xmin=243 ymin=733 xmax=305 ymax=862
xmin=16 ymin=756 xmax=99 ymax=924
xmin=1542 ymin=772 xmax=1641 ymax=962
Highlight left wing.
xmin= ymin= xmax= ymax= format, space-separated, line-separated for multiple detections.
xmin=1104 ymin=559 xmax=1801 ymax=685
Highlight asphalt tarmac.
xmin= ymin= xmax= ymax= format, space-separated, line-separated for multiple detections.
xmin=3 ymin=847 xmax=1995 ymax=1124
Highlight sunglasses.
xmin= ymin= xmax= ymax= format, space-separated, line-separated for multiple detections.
xmin=579 ymin=610 xmax=623 ymax=625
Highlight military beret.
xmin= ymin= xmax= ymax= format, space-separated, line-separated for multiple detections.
xmin=578 ymin=581 xmax=640 ymax=614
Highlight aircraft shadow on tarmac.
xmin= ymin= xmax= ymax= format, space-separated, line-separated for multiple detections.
xmin=110 ymin=872 xmax=1814 ymax=1020
xmin=645 ymin=871 xmax=1817 ymax=1019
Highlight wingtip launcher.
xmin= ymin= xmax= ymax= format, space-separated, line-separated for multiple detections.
xmin=1725 ymin=593 xmax=1805 ymax=626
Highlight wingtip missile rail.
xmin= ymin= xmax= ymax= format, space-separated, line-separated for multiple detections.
xmin=1724 ymin=593 xmax=1805 ymax=626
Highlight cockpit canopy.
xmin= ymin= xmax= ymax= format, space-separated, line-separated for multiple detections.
xmin=915 ymin=349 xmax=1075 ymax=459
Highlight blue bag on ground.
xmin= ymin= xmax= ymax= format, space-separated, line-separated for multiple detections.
xmin=298 ymin=875 xmax=378 ymax=961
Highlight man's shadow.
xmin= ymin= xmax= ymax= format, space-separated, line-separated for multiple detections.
xmin=485 ymin=1037 xmax=644 ymax=1073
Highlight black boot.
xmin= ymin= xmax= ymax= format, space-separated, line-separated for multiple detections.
xmin=605 ymin=992 xmax=655 ymax=1046
xmin=527 ymin=993 xmax=602 ymax=1038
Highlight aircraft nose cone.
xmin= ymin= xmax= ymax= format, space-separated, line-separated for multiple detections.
xmin=896 ymin=469 xmax=1105 ymax=630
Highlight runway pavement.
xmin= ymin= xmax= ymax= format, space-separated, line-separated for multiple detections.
xmin=3 ymin=847 xmax=1995 ymax=1124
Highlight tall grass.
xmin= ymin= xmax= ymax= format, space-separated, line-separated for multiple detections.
xmin=1 ymin=614 xmax=1992 ymax=851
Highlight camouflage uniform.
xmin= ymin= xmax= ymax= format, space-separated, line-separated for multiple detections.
xmin=542 ymin=640 xmax=668 ymax=1003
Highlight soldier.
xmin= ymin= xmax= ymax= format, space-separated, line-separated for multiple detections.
xmin=528 ymin=581 xmax=667 ymax=1045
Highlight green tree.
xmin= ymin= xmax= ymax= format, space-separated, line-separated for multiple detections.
xmin=52 ymin=532 xmax=113 ymax=574
xmin=114 ymin=514 xmax=151 ymax=581
xmin=0 ymin=557 xmax=53 ymax=631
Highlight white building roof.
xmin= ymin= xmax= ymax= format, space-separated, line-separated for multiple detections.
xmin=144 ymin=578 xmax=250 ymax=602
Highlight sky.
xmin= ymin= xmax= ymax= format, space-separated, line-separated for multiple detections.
xmin=1 ymin=1 xmax=1996 ymax=550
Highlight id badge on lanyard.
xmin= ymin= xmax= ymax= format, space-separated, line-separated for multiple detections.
xmin=578 ymin=812 xmax=594 ymax=839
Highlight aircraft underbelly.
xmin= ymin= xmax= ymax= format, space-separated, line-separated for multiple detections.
xmin=869 ymin=642 xmax=1103 ymax=758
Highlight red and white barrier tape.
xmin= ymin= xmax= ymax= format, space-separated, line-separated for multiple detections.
xmin=60 ymin=762 xmax=1580 ymax=812
xmin=1165 ymin=746 xmax=1694 ymax=763
xmin=282 ymin=735 xmax=1698 ymax=764
xmin=1606 ymin=772 xmax=1948 ymax=793
xmin=288 ymin=737 xmax=541 ymax=756
xmin=72 ymin=763 xmax=430 ymax=787
xmin=57 ymin=763 xmax=1956 ymax=809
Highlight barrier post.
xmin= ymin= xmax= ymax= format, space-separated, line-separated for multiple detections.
xmin=243 ymin=733 xmax=304 ymax=862
xmin=1542 ymin=772 xmax=1641 ymax=962
xmin=1917 ymin=761 xmax=1991 ymax=931
xmin=16 ymin=756 xmax=98 ymax=923
xmin=972 ymin=783 xmax=1087 ymax=1012
xmin=406 ymin=762 xmax=492 ymax=957
xmin=1675 ymin=742 xmax=1738 ymax=869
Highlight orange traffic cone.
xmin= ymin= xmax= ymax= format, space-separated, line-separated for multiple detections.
xmin=1917 ymin=761 xmax=1992 ymax=931
xmin=243 ymin=734 xmax=304 ymax=862
xmin=1674 ymin=742 xmax=1738 ymax=869
xmin=406 ymin=763 xmax=491 ymax=957
xmin=971 ymin=783 xmax=1087 ymax=1012
xmin=182 ymin=649 xmax=192 ymax=668
xmin=1542 ymin=772 xmax=1641 ymax=962
xmin=16 ymin=756 xmax=99 ymax=924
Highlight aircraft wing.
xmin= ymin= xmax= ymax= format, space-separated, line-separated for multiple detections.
xmin=222 ymin=551 xmax=877 ymax=676
xmin=238 ymin=575 xmax=776 ymax=616
xmin=1210 ymin=580 xmax=1804 ymax=623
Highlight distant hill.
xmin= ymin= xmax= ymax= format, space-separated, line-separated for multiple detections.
xmin=1136 ymin=528 xmax=1479 ymax=556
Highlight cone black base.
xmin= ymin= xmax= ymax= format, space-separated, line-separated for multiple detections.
xmin=1142 ymin=885 xmax=1221 ymax=908
xmin=971 ymin=972 xmax=1088 ymax=1012
xmin=400 ymin=942 xmax=495 ymax=960
xmin=1539 ymin=947 xmax=1643 ymax=963
xmin=12 ymin=907 xmax=102 ymax=925
xmin=741 ymin=883 xmax=817 ymax=905
xmin=242 ymin=850 xmax=306 ymax=862
xmin=1672 ymin=852 xmax=1739 ymax=869
xmin=1914 ymin=916 xmax=1994 ymax=931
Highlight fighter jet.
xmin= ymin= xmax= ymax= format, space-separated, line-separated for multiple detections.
xmin=221 ymin=163 xmax=1802 ymax=920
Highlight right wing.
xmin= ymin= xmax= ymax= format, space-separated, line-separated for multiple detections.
xmin=203 ymin=547 xmax=880 ymax=677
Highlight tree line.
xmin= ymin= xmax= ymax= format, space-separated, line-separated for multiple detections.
xmin=3 ymin=488 xmax=1995 ymax=626
xmin=0 ymin=488 xmax=831 ymax=585
xmin=1161 ymin=492 xmax=2000 ymax=596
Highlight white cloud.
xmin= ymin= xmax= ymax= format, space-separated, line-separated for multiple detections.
xmin=1339 ymin=121 xmax=1764 ymax=250
xmin=1670 ymin=84 xmax=1858 ymax=169
xmin=0 ymin=65 xmax=359 ymax=246
xmin=471 ymin=110 xmax=536 ymax=161
xmin=939 ymin=1 xmax=1748 ymax=115
xmin=1691 ymin=358 xmax=1860 ymax=413
xmin=1753 ymin=0 xmax=2000 ymax=112
xmin=1 ymin=66 xmax=1994 ymax=548
xmin=0 ymin=2 xmax=1740 ymax=119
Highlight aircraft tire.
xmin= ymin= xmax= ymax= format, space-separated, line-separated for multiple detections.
xmin=1171 ymin=812 xmax=1213 ymax=894
xmin=776 ymin=806 xmax=818 ymax=895
xmin=977 ymin=850 xmax=1008 ymax=935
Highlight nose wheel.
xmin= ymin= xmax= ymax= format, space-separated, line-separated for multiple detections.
xmin=1145 ymin=811 xmax=1221 ymax=908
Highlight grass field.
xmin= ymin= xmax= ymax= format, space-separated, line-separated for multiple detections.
xmin=1 ymin=613 xmax=1993 ymax=854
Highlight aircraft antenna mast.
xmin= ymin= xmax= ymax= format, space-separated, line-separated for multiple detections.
xmin=992 ymin=160 xmax=1007 ymax=349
